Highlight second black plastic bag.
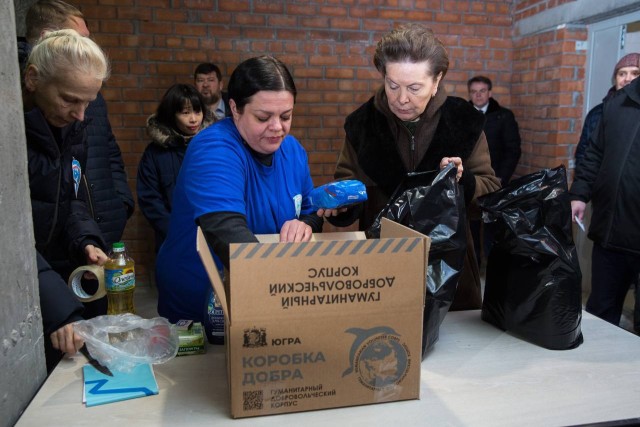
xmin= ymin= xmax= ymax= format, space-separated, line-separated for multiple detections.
xmin=367 ymin=163 xmax=467 ymax=358
xmin=477 ymin=165 xmax=583 ymax=350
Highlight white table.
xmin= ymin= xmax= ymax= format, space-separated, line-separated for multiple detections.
xmin=17 ymin=310 xmax=640 ymax=427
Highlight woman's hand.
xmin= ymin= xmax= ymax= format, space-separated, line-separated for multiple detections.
xmin=439 ymin=157 xmax=463 ymax=181
xmin=50 ymin=324 xmax=84 ymax=355
xmin=84 ymin=244 xmax=108 ymax=266
xmin=316 ymin=207 xmax=348 ymax=218
xmin=280 ymin=219 xmax=313 ymax=243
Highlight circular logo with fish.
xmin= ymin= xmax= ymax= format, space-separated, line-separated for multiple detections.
xmin=342 ymin=327 xmax=411 ymax=390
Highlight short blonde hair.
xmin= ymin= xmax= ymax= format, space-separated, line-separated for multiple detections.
xmin=27 ymin=29 xmax=110 ymax=83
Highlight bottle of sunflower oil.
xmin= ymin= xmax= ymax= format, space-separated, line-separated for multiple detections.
xmin=104 ymin=242 xmax=136 ymax=315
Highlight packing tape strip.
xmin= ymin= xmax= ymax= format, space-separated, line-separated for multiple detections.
xmin=68 ymin=264 xmax=106 ymax=302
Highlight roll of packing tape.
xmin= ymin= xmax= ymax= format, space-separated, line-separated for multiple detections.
xmin=68 ymin=264 xmax=106 ymax=302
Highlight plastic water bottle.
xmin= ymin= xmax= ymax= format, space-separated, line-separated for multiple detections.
xmin=104 ymin=242 xmax=136 ymax=315
xmin=204 ymin=287 xmax=224 ymax=344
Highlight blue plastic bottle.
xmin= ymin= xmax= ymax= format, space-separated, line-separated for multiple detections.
xmin=204 ymin=287 xmax=225 ymax=345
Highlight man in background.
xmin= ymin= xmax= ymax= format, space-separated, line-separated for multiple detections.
xmin=468 ymin=75 xmax=521 ymax=266
xmin=573 ymin=53 xmax=640 ymax=334
xmin=194 ymin=62 xmax=231 ymax=120
xmin=570 ymin=76 xmax=640 ymax=330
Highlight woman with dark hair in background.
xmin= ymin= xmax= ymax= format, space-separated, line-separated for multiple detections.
xmin=137 ymin=83 xmax=215 ymax=252
xmin=155 ymin=56 xmax=335 ymax=323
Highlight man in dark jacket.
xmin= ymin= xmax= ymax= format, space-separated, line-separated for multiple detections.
xmin=570 ymin=76 xmax=640 ymax=326
xmin=194 ymin=62 xmax=232 ymax=120
xmin=572 ymin=54 xmax=640 ymax=333
xmin=468 ymin=75 xmax=521 ymax=265
xmin=574 ymin=53 xmax=640 ymax=168
xmin=84 ymin=93 xmax=135 ymax=246
xmin=19 ymin=0 xmax=134 ymax=249
xmin=468 ymin=76 xmax=521 ymax=186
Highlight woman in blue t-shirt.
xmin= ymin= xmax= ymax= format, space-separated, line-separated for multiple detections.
xmin=156 ymin=56 xmax=332 ymax=323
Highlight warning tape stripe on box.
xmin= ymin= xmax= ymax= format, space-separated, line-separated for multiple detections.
xmin=229 ymin=237 xmax=421 ymax=261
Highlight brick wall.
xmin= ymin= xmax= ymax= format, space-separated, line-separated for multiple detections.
xmin=512 ymin=0 xmax=586 ymax=176
xmin=511 ymin=25 xmax=587 ymax=176
xmin=514 ymin=0 xmax=576 ymax=21
xmin=71 ymin=0 xmax=580 ymax=286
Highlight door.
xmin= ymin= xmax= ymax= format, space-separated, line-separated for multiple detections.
xmin=585 ymin=12 xmax=640 ymax=113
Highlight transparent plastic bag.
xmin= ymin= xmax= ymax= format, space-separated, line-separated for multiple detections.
xmin=74 ymin=314 xmax=179 ymax=373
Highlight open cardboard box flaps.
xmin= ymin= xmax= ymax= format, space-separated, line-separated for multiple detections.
xmin=196 ymin=218 xmax=430 ymax=418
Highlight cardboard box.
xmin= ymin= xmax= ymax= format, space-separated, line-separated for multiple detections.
xmin=196 ymin=218 xmax=430 ymax=418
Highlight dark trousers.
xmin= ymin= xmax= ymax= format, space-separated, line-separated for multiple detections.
xmin=586 ymin=243 xmax=640 ymax=325
xmin=470 ymin=219 xmax=494 ymax=267
xmin=635 ymin=279 xmax=640 ymax=333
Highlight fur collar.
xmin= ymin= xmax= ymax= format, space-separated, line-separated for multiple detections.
xmin=344 ymin=91 xmax=484 ymax=196
xmin=146 ymin=111 xmax=215 ymax=148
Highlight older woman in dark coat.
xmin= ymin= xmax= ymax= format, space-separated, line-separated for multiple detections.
xmin=326 ymin=24 xmax=501 ymax=310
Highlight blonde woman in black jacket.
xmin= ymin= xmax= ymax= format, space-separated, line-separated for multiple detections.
xmin=19 ymin=0 xmax=135 ymax=248
xmin=23 ymin=29 xmax=110 ymax=369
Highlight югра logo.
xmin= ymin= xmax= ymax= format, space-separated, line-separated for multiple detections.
xmin=242 ymin=327 xmax=267 ymax=348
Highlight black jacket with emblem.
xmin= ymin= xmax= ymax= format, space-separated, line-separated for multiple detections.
xmin=25 ymin=108 xmax=106 ymax=278
xmin=18 ymin=39 xmax=133 ymax=248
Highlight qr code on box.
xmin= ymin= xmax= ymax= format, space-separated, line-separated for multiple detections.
xmin=243 ymin=390 xmax=263 ymax=411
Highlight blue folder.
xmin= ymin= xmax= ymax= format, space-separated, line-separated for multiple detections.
xmin=83 ymin=363 xmax=159 ymax=407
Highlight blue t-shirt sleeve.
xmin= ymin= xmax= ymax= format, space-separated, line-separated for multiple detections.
xmin=182 ymin=123 xmax=247 ymax=220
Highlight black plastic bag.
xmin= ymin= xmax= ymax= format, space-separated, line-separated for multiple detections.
xmin=367 ymin=163 xmax=467 ymax=358
xmin=477 ymin=165 xmax=583 ymax=350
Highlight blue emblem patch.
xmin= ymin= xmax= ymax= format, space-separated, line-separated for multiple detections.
xmin=72 ymin=157 xmax=81 ymax=198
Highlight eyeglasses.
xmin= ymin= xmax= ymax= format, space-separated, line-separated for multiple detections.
xmin=469 ymin=89 xmax=488 ymax=95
